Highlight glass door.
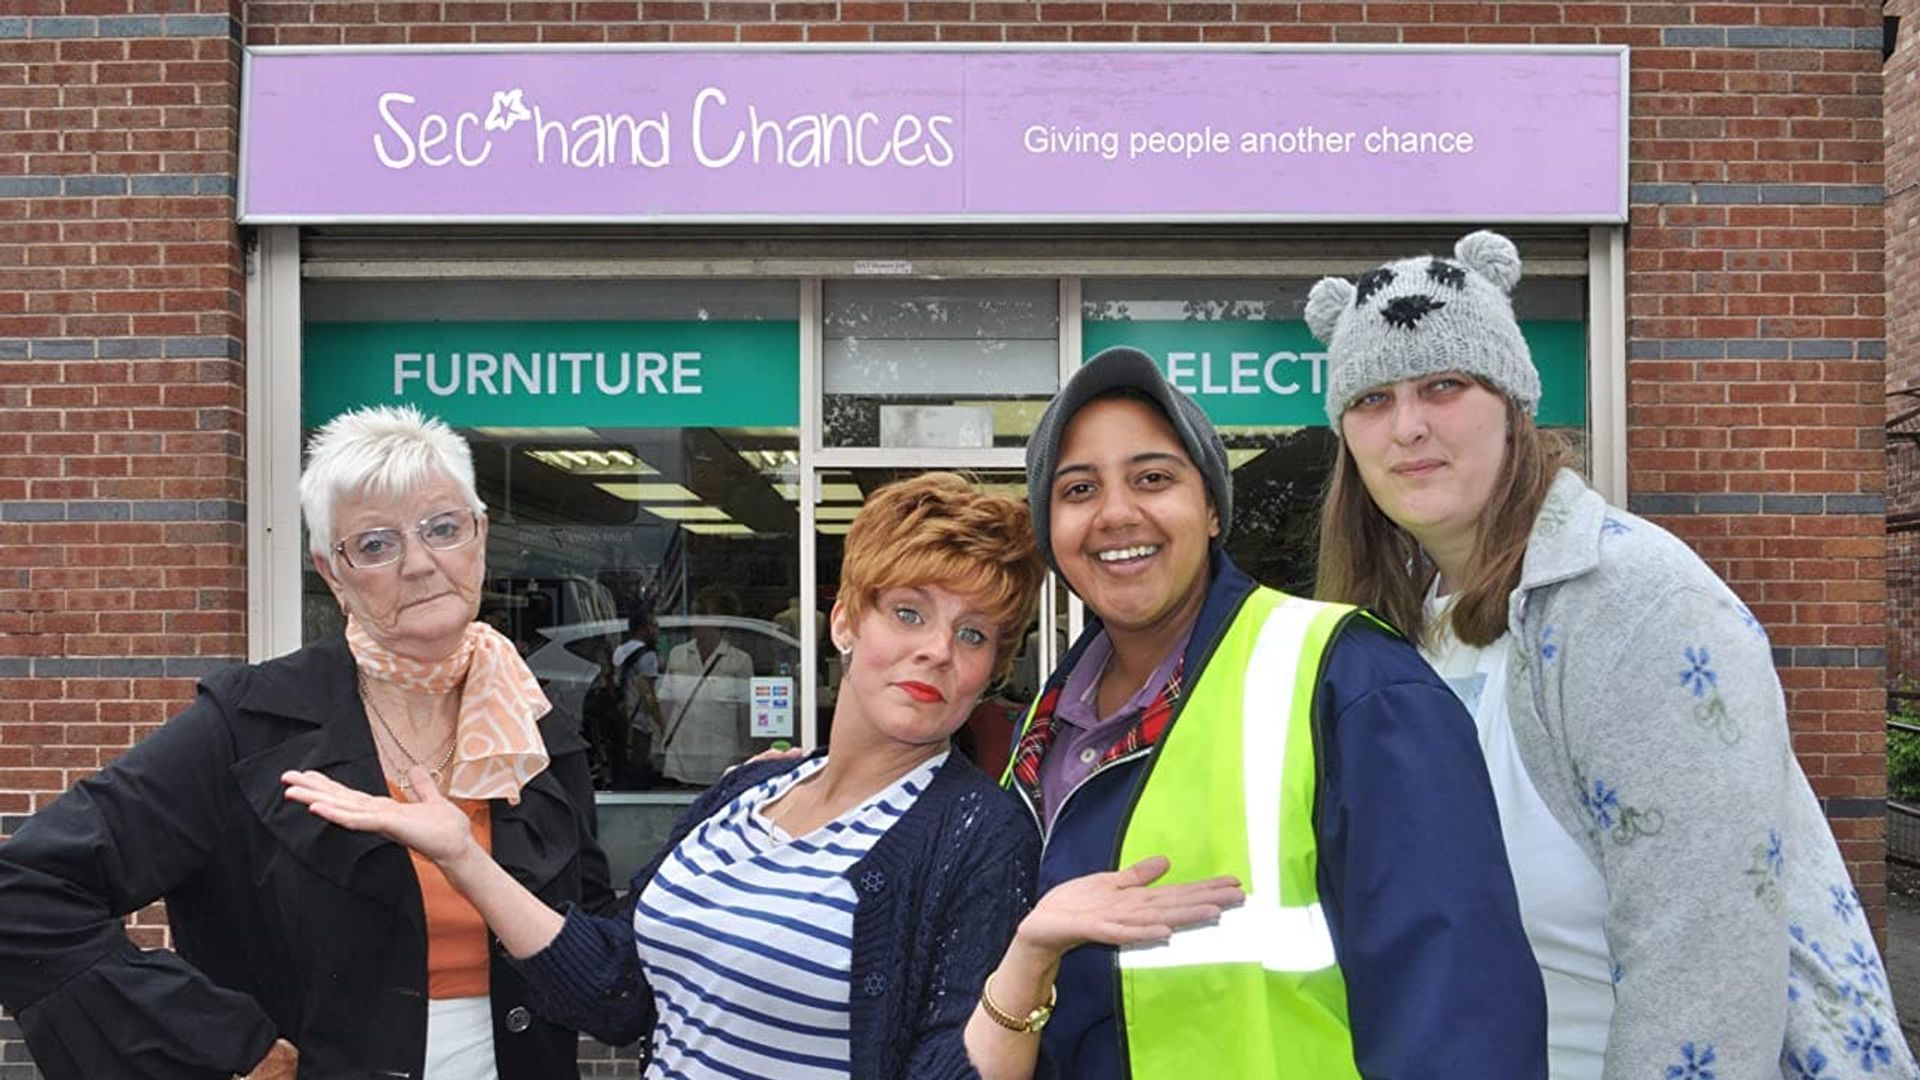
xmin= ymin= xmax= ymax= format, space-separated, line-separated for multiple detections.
xmin=800 ymin=277 xmax=1068 ymax=764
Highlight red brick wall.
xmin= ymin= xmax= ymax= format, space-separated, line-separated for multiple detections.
xmin=0 ymin=0 xmax=246 ymax=878
xmin=0 ymin=2 xmax=247 ymax=1068
xmin=0 ymin=1 xmax=1897 ymax=1075
xmin=1605 ymin=3 xmax=1891 ymax=922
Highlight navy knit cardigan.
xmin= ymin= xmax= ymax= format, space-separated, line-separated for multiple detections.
xmin=513 ymin=750 xmax=1042 ymax=1079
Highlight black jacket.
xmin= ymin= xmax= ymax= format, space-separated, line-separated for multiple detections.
xmin=0 ymin=634 xmax=615 ymax=1079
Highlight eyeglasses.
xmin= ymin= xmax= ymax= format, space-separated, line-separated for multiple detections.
xmin=332 ymin=509 xmax=480 ymax=569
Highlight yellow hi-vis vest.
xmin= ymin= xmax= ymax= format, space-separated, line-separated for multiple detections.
xmin=1114 ymin=588 xmax=1365 ymax=1078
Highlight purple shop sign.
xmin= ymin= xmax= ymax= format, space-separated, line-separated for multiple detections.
xmin=238 ymin=46 xmax=1627 ymax=224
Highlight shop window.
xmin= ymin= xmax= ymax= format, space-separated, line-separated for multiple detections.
xmin=299 ymin=279 xmax=802 ymax=802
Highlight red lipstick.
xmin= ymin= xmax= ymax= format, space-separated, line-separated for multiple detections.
xmin=896 ymin=681 xmax=945 ymax=704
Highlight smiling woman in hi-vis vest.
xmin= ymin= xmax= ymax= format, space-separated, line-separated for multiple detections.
xmin=960 ymin=346 xmax=1549 ymax=1079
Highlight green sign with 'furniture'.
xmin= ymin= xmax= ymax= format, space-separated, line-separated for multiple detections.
xmin=302 ymin=320 xmax=802 ymax=428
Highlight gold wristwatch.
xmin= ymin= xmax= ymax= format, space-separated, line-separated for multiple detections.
xmin=980 ymin=972 xmax=1055 ymax=1034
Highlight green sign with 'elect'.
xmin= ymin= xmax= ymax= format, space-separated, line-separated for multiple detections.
xmin=1081 ymin=319 xmax=1587 ymax=427
xmin=302 ymin=320 xmax=801 ymax=428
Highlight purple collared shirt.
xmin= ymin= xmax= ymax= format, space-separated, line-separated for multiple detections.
xmin=1038 ymin=624 xmax=1192 ymax=830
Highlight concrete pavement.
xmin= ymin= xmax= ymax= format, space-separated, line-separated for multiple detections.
xmin=1890 ymin=867 xmax=1920 ymax=1054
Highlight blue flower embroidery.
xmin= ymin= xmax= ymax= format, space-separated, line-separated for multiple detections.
xmin=1601 ymin=514 xmax=1632 ymax=537
xmin=1666 ymin=1041 xmax=1717 ymax=1079
xmin=1540 ymin=625 xmax=1559 ymax=663
xmin=1747 ymin=828 xmax=1787 ymax=908
xmin=1831 ymin=885 xmax=1861 ymax=923
xmin=1681 ymin=646 xmax=1718 ymax=698
xmin=1611 ymin=962 xmax=1623 ymax=985
xmin=1580 ymin=779 xmax=1620 ymax=830
xmin=1844 ymin=941 xmax=1885 ymax=991
xmin=1844 ymin=1016 xmax=1893 ymax=1070
xmin=1809 ymin=938 xmax=1840 ymax=975
xmin=1786 ymin=1045 xmax=1829 ymax=1078
xmin=1737 ymin=603 xmax=1769 ymax=641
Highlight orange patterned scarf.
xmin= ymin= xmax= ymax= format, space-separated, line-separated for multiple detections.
xmin=346 ymin=617 xmax=551 ymax=804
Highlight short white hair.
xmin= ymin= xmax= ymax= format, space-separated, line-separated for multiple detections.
xmin=299 ymin=405 xmax=486 ymax=559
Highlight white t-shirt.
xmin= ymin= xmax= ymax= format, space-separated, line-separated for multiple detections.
xmin=656 ymin=639 xmax=755 ymax=785
xmin=613 ymin=640 xmax=661 ymax=734
xmin=423 ymin=996 xmax=496 ymax=1080
xmin=1423 ymin=591 xmax=1614 ymax=1080
xmin=612 ymin=638 xmax=659 ymax=676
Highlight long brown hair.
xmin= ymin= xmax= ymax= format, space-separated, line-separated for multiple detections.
xmin=1314 ymin=392 xmax=1571 ymax=647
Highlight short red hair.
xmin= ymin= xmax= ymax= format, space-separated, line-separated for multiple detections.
xmin=840 ymin=472 xmax=1045 ymax=683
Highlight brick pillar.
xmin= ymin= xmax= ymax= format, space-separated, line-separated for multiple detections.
xmin=0 ymin=3 xmax=247 ymax=1075
xmin=1619 ymin=4 xmax=1892 ymax=930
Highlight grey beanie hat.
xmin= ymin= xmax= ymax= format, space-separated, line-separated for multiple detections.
xmin=1025 ymin=346 xmax=1232 ymax=574
xmin=1307 ymin=230 xmax=1541 ymax=426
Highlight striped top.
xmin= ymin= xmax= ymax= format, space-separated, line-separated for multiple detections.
xmin=632 ymin=752 xmax=947 ymax=1078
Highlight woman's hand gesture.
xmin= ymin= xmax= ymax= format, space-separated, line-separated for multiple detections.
xmin=286 ymin=768 xmax=566 ymax=960
xmin=242 ymin=1038 xmax=298 ymax=1080
xmin=281 ymin=768 xmax=474 ymax=867
xmin=965 ymin=855 xmax=1246 ymax=1079
xmin=1017 ymin=855 xmax=1244 ymax=953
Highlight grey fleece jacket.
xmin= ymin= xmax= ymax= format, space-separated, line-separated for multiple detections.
xmin=1502 ymin=470 xmax=1915 ymax=1080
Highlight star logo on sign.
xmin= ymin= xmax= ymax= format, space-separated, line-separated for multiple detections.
xmin=484 ymin=88 xmax=532 ymax=132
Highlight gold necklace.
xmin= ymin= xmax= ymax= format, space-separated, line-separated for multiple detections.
xmin=359 ymin=674 xmax=457 ymax=792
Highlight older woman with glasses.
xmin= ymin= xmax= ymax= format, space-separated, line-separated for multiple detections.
xmin=0 ymin=405 xmax=613 ymax=1080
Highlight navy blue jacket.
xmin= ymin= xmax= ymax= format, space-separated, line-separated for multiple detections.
xmin=514 ymin=749 xmax=1039 ymax=1079
xmin=1023 ymin=552 xmax=1547 ymax=1079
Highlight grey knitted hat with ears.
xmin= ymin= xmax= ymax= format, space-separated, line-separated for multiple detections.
xmin=1306 ymin=230 xmax=1540 ymax=426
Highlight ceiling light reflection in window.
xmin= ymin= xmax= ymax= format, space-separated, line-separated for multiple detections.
xmin=642 ymin=505 xmax=734 ymax=522
xmin=592 ymin=481 xmax=700 ymax=502
xmin=527 ymin=448 xmax=659 ymax=476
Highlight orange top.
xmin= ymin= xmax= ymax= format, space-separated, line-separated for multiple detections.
xmin=389 ymin=783 xmax=494 ymax=1000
